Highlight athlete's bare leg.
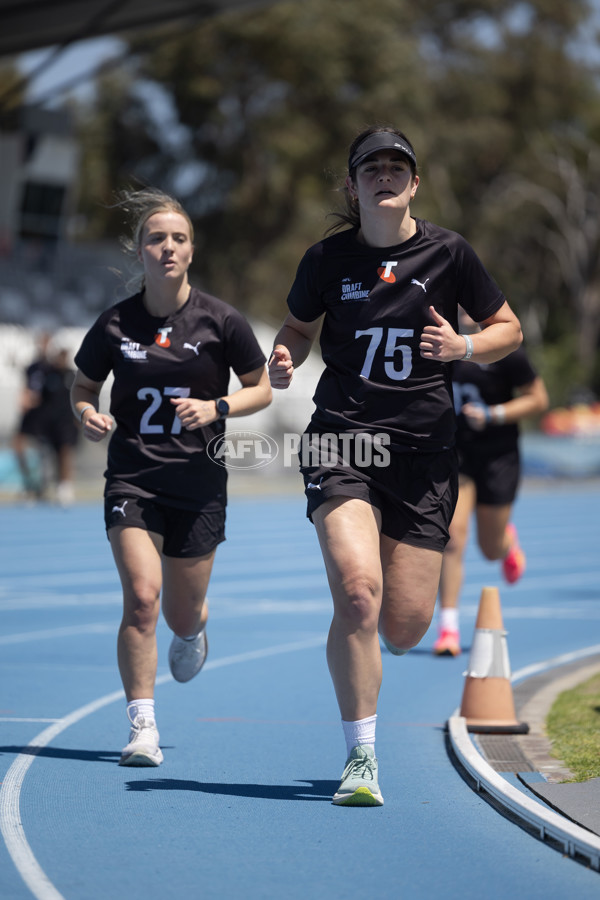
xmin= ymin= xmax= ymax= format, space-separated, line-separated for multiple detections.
xmin=379 ymin=538 xmax=443 ymax=650
xmin=475 ymin=503 xmax=513 ymax=560
xmin=110 ymin=527 xmax=163 ymax=701
xmin=56 ymin=443 xmax=74 ymax=484
xmin=438 ymin=476 xmax=476 ymax=611
xmin=312 ymin=497 xmax=383 ymax=722
xmin=161 ymin=551 xmax=214 ymax=637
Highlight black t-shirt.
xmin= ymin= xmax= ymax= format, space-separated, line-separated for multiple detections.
xmin=286 ymin=220 xmax=505 ymax=450
xmin=41 ymin=365 xmax=76 ymax=425
xmin=19 ymin=359 xmax=50 ymax=434
xmin=74 ymin=287 xmax=266 ymax=509
xmin=452 ymin=346 xmax=538 ymax=452
xmin=38 ymin=363 xmax=79 ymax=446
xmin=26 ymin=359 xmax=49 ymax=393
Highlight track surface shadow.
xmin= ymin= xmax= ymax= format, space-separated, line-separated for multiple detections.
xmin=125 ymin=777 xmax=339 ymax=802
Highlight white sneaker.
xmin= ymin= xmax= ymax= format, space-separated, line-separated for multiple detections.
xmin=168 ymin=628 xmax=208 ymax=683
xmin=118 ymin=714 xmax=163 ymax=767
xmin=56 ymin=481 xmax=74 ymax=507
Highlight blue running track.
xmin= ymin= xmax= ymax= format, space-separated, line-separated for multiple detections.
xmin=1 ymin=481 xmax=599 ymax=899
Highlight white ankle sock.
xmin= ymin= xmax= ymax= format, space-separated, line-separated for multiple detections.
xmin=127 ymin=698 xmax=155 ymax=723
xmin=440 ymin=607 xmax=459 ymax=632
xmin=342 ymin=714 xmax=377 ymax=757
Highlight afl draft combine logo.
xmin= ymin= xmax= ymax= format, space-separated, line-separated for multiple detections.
xmin=206 ymin=431 xmax=279 ymax=469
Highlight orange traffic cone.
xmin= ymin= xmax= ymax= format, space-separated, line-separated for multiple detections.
xmin=459 ymin=586 xmax=529 ymax=734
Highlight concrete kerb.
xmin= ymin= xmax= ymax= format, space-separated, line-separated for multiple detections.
xmin=447 ymin=714 xmax=600 ymax=869
xmin=447 ymin=650 xmax=600 ymax=871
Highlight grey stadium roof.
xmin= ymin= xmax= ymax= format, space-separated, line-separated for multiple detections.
xmin=0 ymin=0 xmax=271 ymax=57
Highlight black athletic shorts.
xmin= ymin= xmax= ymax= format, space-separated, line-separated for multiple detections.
xmin=104 ymin=495 xmax=226 ymax=558
xmin=40 ymin=419 xmax=79 ymax=451
xmin=18 ymin=409 xmax=43 ymax=438
xmin=299 ymin=431 xmax=458 ymax=553
xmin=458 ymin=443 xmax=520 ymax=505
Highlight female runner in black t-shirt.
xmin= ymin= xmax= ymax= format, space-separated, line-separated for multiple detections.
xmin=71 ymin=188 xmax=271 ymax=767
xmin=268 ymin=126 xmax=523 ymax=806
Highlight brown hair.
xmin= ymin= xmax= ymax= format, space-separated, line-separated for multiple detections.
xmin=327 ymin=126 xmax=418 ymax=234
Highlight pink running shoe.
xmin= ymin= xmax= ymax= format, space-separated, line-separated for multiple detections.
xmin=433 ymin=628 xmax=461 ymax=657
xmin=502 ymin=523 xmax=526 ymax=584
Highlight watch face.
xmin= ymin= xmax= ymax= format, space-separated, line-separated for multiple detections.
xmin=217 ymin=399 xmax=229 ymax=417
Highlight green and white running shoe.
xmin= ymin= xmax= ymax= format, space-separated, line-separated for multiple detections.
xmin=332 ymin=745 xmax=384 ymax=806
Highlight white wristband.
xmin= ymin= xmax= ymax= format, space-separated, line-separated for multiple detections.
xmin=78 ymin=404 xmax=95 ymax=423
xmin=492 ymin=404 xmax=506 ymax=424
xmin=461 ymin=334 xmax=474 ymax=360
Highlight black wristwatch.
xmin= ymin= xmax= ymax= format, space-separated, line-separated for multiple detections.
xmin=215 ymin=398 xmax=230 ymax=419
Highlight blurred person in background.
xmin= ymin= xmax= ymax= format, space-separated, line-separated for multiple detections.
xmin=12 ymin=331 xmax=51 ymax=500
xmin=433 ymin=308 xmax=549 ymax=657
xmin=71 ymin=188 xmax=271 ymax=767
xmin=37 ymin=344 xmax=80 ymax=506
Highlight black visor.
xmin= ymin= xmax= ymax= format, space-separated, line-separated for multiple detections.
xmin=348 ymin=133 xmax=417 ymax=172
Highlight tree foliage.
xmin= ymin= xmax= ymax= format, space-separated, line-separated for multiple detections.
xmin=73 ymin=0 xmax=600 ymax=398
xmin=0 ymin=59 xmax=27 ymax=122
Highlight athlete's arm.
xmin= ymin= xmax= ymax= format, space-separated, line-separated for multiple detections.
xmin=170 ymin=365 xmax=272 ymax=430
xmin=469 ymin=301 xmax=523 ymax=363
xmin=229 ymin=365 xmax=272 ymax=416
xmin=70 ymin=370 xmax=114 ymax=441
xmin=420 ymin=302 xmax=522 ymax=364
xmin=462 ymin=374 xmax=549 ymax=430
xmin=268 ymin=312 xmax=323 ymax=390
xmin=491 ymin=375 xmax=549 ymax=426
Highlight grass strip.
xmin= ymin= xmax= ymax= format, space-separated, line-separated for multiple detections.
xmin=546 ymin=672 xmax=600 ymax=782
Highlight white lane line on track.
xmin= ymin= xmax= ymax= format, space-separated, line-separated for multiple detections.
xmin=0 ymin=636 xmax=327 ymax=900
xmin=0 ymin=624 xmax=116 ymax=645
xmin=0 ymin=719 xmax=62 ymax=723
xmin=2 ymin=567 xmax=598 ymax=596
xmin=3 ymin=597 xmax=600 ymax=620
xmin=511 ymin=643 xmax=600 ymax=682
xmin=0 ymin=571 xmax=119 ymax=590
xmin=0 ymin=595 xmax=122 ymax=611
xmin=0 ymin=567 xmax=326 ymax=592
